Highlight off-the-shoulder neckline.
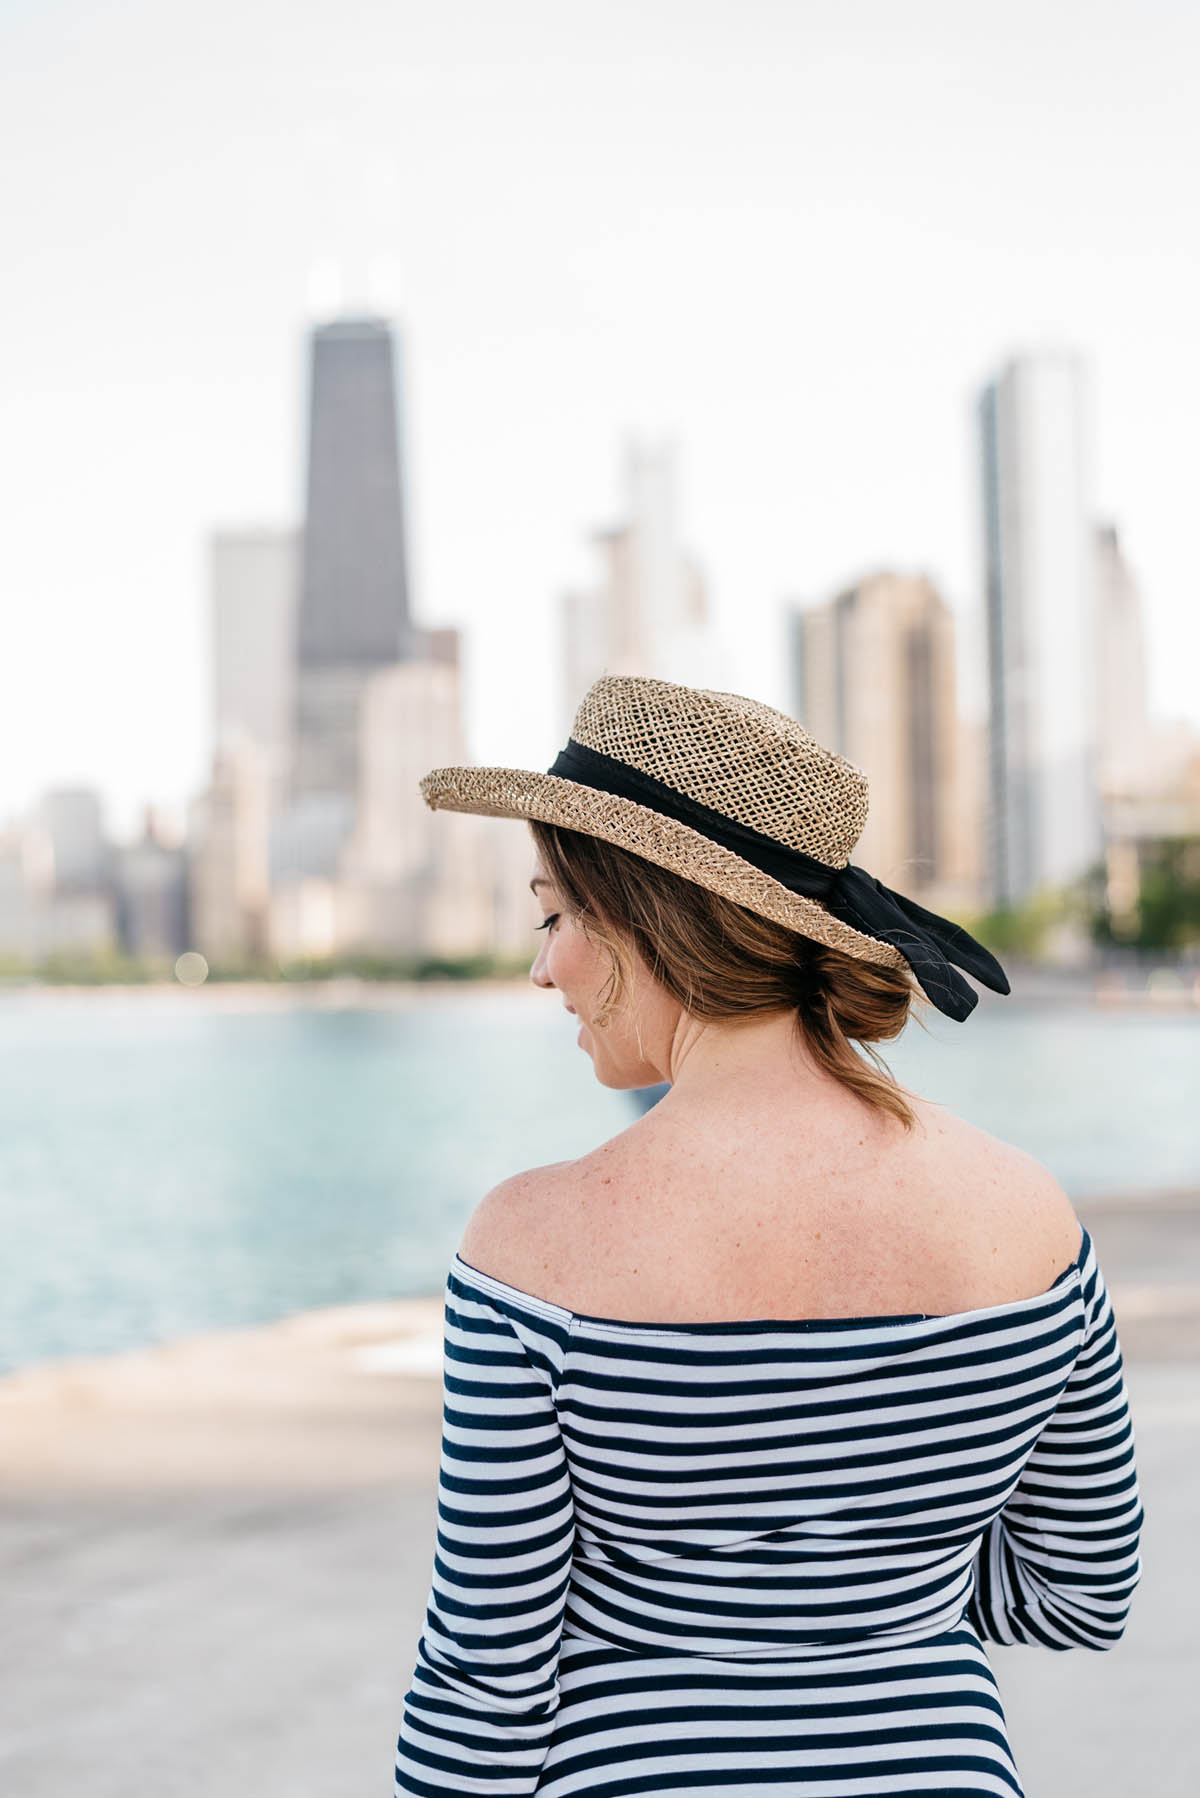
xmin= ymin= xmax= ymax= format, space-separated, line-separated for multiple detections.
xmin=450 ymin=1224 xmax=1090 ymax=1334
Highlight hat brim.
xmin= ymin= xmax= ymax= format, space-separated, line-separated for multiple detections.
xmin=420 ymin=765 xmax=909 ymax=976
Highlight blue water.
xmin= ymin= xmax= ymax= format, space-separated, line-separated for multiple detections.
xmin=1 ymin=984 xmax=1197 ymax=1374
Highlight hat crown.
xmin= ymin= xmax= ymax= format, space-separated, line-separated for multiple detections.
xmin=570 ymin=675 xmax=868 ymax=869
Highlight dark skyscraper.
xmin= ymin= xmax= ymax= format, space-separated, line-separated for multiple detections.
xmin=277 ymin=312 xmax=457 ymax=885
xmin=298 ymin=317 xmax=412 ymax=666
xmin=292 ymin=316 xmax=418 ymax=801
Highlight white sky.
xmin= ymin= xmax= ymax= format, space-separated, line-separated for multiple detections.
xmin=2 ymin=0 xmax=1197 ymax=841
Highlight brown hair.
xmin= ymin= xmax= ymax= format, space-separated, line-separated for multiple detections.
xmin=529 ymin=819 xmax=924 ymax=1130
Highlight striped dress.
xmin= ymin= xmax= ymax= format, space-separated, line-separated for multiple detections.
xmin=395 ymin=1222 xmax=1142 ymax=1797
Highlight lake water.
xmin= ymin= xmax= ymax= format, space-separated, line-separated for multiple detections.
xmin=2 ymin=981 xmax=1198 ymax=1374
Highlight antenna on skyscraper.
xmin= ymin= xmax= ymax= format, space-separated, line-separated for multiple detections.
xmin=305 ymin=260 xmax=344 ymax=323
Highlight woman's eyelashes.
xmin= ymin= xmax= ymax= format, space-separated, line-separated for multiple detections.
xmin=534 ymin=913 xmax=560 ymax=933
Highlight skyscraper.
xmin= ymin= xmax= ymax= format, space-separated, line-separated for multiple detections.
xmin=293 ymin=316 xmax=416 ymax=804
xmin=187 ymin=739 xmax=272 ymax=963
xmin=37 ymin=788 xmax=109 ymax=892
xmin=790 ymin=573 xmax=966 ymax=896
xmin=211 ymin=528 xmax=297 ymax=793
xmin=561 ymin=440 xmax=718 ymax=732
xmin=1094 ymin=522 xmax=1150 ymax=795
xmin=978 ymin=351 xmax=1102 ymax=906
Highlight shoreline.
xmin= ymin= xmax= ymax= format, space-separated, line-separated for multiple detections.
xmin=0 ymin=1290 xmax=447 ymax=1493
xmin=1 ymin=966 xmax=1199 ymax=1010
xmin=0 ymin=973 xmax=540 ymax=1011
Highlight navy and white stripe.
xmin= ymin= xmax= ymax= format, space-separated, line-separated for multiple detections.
xmin=396 ymin=1223 xmax=1142 ymax=1796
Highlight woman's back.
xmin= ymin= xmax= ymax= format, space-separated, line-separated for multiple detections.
xmin=462 ymin=1085 xmax=1086 ymax=1327
xmin=397 ymin=1197 xmax=1141 ymax=1798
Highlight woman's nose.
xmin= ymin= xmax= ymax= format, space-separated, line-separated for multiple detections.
xmin=530 ymin=949 xmax=554 ymax=989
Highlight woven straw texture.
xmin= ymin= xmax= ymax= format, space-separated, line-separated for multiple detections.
xmin=419 ymin=675 xmax=908 ymax=973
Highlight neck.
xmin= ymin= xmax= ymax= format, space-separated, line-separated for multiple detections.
xmin=658 ymin=1007 xmax=827 ymax=1096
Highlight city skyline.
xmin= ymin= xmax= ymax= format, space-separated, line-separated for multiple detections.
xmin=5 ymin=316 xmax=1189 ymax=852
xmin=2 ymin=305 xmax=1191 ymax=969
xmin=5 ymin=303 xmax=1187 ymax=864
xmin=4 ymin=1 xmax=1198 ymax=839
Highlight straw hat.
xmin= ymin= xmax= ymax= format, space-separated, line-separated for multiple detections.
xmin=419 ymin=674 xmax=1009 ymax=1021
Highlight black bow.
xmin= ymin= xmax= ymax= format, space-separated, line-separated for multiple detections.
xmin=810 ymin=862 xmax=1009 ymax=1022
xmin=546 ymin=738 xmax=1010 ymax=1022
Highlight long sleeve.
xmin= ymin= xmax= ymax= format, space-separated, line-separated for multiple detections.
xmin=395 ymin=1269 xmax=576 ymax=1797
xmin=965 ymin=1241 xmax=1144 ymax=1650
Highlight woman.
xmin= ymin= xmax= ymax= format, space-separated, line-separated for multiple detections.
xmin=394 ymin=674 xmax=1143 ymax=1798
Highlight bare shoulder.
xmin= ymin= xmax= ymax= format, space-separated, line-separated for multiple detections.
xmin=921 ymin=1101 xmax=1084 ymax=1274
xmin=454 ymin=1135 xmax=635 ymax=1298
xmin=455 ymin=1158 xmax=579 ymax=1288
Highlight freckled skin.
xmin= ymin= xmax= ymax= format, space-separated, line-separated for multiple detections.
xmin=490 ymin=855 xmax=1086 ymax=1324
